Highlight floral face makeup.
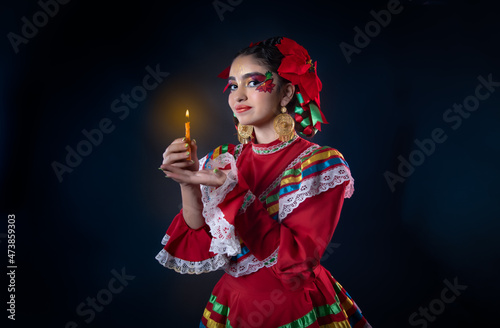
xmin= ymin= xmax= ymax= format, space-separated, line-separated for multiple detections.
xmin=227 ymin=55 xmax=282 ymax=129
xmin=224 ymin=71 xmax=275 ymax=94
xmin=256 ymin=71 xmax=275 ymax=93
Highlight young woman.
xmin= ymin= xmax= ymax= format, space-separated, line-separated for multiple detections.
xmin=157 ymin=37 xmax=371 ymax=328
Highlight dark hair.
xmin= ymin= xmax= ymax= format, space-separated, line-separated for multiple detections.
xmin=235 ymin=37 xmax=287 ymax=87
xmin=231 ymin=37 xmax=313 ymax=137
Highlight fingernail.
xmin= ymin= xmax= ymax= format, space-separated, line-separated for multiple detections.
xmin=213 ymin=168 xmax=219 ymax=173
xmin=186 ymin=151 xmax=190 ymax=156
xmin=158 ymin=167 xmax=163 ymax=171
xmin=192 ymin=139 xmax=197 ymax=145
xmin=182 ymin=137 xmax=186 ymax=142
xmin=165 ymin=174 xmax=170 ymax=178
xmin=190 ymin=160 xmax=195 ymax=164
xmin=184 ymin=143 xmax=189 ymax=148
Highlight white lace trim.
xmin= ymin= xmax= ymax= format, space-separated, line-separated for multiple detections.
xmin=160 ymin=234 xmax=169 ymax=245
xmin=155 ymin=234 xmax=229 ymax=274
xmin=201 ymin=152 xmax=241 ymax=257
xmin=234 ymin=143 xmax=243 ymax=160
xmin=239 ymin=191 xmax=256 ymax=214
xmin=199 ymin=155 xmax=207 ymax=170
xmin=225 ymin=247 xmax=279 ymax=277
xmin=345 ymin=172 xmax=355 ymax=199
xmin=258 ymin=145 xmax=320 ymax=202
xmin=252 ymin=134 xmax=299 ymax=155
xmin=279 ymin=165 xmax=354 ymax=222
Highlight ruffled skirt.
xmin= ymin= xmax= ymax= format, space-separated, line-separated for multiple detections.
xmin=199 ymin=265 xmax=371 ymax=328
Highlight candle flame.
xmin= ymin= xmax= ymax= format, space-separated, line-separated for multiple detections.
xmin=186 ymin=109 xmax=189 ymax=120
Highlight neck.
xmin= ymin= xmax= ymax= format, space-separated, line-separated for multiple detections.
xmin=253 ymin=122 xmax=277 ymax=144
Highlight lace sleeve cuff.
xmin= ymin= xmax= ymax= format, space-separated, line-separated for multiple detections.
xmin=155 ymin=211 xmax=229 ymax=274
xmin=155 ymin=234 xmax=229 ymax=274
xmin=201 ymin=152 xmax=247 ymax=257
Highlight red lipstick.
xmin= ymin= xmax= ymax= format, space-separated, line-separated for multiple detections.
xmin=235 ymin=105 xmax=252 ymax=113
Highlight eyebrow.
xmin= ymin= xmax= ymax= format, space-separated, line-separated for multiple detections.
xmin=228 ymin=71 xmax=266 ymax=81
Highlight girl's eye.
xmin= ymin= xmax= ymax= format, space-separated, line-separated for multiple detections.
xmin=229 ymin=84 xmax=238 ymax=91
xmin=248 ymin=80 xmax=262 ymax=87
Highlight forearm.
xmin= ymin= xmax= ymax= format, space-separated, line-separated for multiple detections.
xmin=180 ymin=185 xmax=205 ymax=229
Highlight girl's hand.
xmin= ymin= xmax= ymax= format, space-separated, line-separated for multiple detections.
xmin=159 ymin=138 xmax=227 ymax=187
xmin=160 ymin=138 xmax=198 ymax=185
xmin=162 ymin=164 xmax=227 ymax=187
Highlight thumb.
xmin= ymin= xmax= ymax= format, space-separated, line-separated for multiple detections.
xmin=212 ymin=168 xmax=228 ymax=186
xmin=190 ymin=139 xmax=199 ymax=163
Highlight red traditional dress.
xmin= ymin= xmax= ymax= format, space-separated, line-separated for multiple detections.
xmin=156 ymin=135 xmax=371 ymax=328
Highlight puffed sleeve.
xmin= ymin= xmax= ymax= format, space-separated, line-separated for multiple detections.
xmin=155 ymin=209 xmax=229 ymax=274
xmin=218 ymin=146 xmax=354 ymax=286
xmin=155 ymin=144 xmax=241 ymax=274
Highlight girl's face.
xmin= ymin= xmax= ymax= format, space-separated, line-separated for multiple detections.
xmin=227 ymin=55 xmax=282 ymax=128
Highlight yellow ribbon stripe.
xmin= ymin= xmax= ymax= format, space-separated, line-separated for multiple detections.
xmin=301 ymin=149 xmax=343 ymax=170
xmin=266 ymin=203 xmax=280 ymax=216
xmin=203 ymin=308 xmax=226 ymax=328
xmin=280 ymin=175 xmax=303 ymax=186
xmin=341 ymin=297 xmax=354 ymax=312
xmin=213 ymin=146 xmax=220 ymax=159
xmin=320 ymin=320 xmax=352 ymax=328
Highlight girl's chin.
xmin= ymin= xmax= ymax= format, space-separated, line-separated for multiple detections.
xmin=236 ymin=117 xmax=254 ymax=126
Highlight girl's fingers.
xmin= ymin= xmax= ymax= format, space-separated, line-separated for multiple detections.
xmin=190 ymin=139 xmax=198 ymax=162
xmin=170 ymin=161 xmax=195 ymax=168
xmin=162 ymin=164 xmax=190 ymax=176
xmin=169 ymin=137 xmax=188 ymax=145
xmin=163 ymin=141 xmax=191 ymax=157
xmin=162 ymin=164 xmax=193 ymax=183
xmin=161 ymin=165 xmax=227 ymax=187
xmin=174 ymin=137 xmax=187 ymax=143
xmin=162 ymin=150 xmax=192 ymax=165
xmin=210 ymin=168 xmax=228 ymax=186
xmin=190 ymin=168 xmax=227 ymax=186
xmin=160 ymin=160 xmax=194 ymax=171
xmin=159 ymin=138 xmax=197 ymax=181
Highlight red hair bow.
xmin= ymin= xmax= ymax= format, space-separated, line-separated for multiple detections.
xmin=276 ymin=37 xmax=322 ymax=107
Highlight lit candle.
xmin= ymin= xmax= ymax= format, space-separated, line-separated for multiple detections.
xmin=185 ymin=109 xmax=191 ymax=160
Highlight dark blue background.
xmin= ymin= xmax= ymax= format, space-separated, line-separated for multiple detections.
xmin=1 ymin=0 xmax=499 ymax=327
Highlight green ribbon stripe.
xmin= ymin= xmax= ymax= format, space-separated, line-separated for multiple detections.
xmin=296 ymin=92 xmax=305 ymax=105
xmin=283 ymin=168 xmax=302 ymax=177
xmin=315 ymin=302 xmax=343 ymax=317
xmin=301 ymin=116 xmax=311 ymax=129
xmin=277 ymin=300 xmax=344 ymax=328
xmin=265 ymin=193 xmax=279 ymax=205
xmin=307 ymin=146 xmax=327 ymax=159
xmin=208 ymin=294 xmax=229 ymax=317
xmin=276 ymin=307 xmax=318 ymax=328
xmin=294 ymin=105 xmax=311 ymax=129
xmin=224 ymin=297 xmax=343 ymax=328
xmin=309 ymin=103 xmax=324 ymax=127
xmin=294 ymin=105 xmax=304 ymax=115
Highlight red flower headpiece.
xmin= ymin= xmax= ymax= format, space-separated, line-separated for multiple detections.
xmin=276 ymin=38 xmax=322 ymax=107
xmin=218 ymin=38 xmax=327 ymax=136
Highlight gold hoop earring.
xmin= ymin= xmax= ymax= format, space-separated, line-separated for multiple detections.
xmin=274 ymin=106 xmax=295 ymax=142
xmin=237 ymin=123 xmax=253 ymax=144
